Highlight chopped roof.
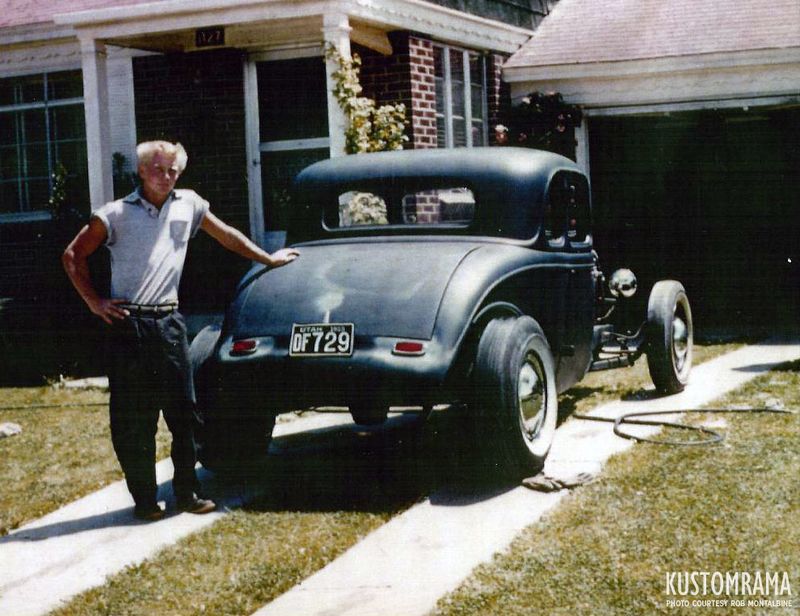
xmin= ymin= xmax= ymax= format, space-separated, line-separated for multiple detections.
xmin=1 ymin=0 xmax=168 ymax=29
xmin=506 ymin=0 xmax=800 ymax=68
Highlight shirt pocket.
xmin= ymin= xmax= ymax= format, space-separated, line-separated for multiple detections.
xmin=169 ymin=219 xmax=190 ymax=248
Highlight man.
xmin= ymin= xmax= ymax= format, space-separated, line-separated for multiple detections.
xmin=63 ymin=141 xmax=298 ymax=521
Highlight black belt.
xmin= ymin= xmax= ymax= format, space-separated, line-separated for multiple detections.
xmin=120 ymin=302 xmax=178 ymax=317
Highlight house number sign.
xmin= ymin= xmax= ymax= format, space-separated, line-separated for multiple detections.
xmin=196 ymin=27 xmax=225 ymax=48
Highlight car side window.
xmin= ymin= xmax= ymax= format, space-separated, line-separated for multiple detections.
xmin=544 ymin=171 xmax=591 ymax=249
xmin=566 ymin=173 xmax=591 ymax=247
xmin=544 ymin=173 xmax=568 ymax=247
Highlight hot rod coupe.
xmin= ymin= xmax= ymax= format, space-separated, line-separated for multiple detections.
xmin=190 ymin=148 xmax=693 ymax=477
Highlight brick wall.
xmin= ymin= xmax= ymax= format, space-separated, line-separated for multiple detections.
xmin=406 ymin=191 xmax=441 ymax=223
xmin=358 ymin=34 xmax=509 ymax=149
xmin=487 ymin=52 xmax=510 ymax=146
xmin=133 ymin=49 xmax=250 ymax=309
xmin=408 ymin=36 xmax=438 ymax=149
xmin=357 ymin=33 xmax=410 ymax=109
xmin=356 ymin=32 xmax=438 ymax=150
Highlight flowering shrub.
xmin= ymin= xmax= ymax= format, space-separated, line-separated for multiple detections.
xmin=325 ymin=44 xmax=408 ymax=154
xmin=339 ymin=191 xmax=388 ymax=226
xmin=498 ymin=91 xmax=583 ymax=160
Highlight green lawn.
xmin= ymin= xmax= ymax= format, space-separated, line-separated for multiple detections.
xmin=433 ymin=361 xmax=800 ymax=615
xmin=0 ymin=387 xmax=171 ymax=535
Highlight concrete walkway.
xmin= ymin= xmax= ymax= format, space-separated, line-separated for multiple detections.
xmin=0 ymin=338 xmax=796 ymax=616
xmin=0 ymin=413 xmax=355 ymax=616
xmin=253 ymin=338 xmax=800 ymax=616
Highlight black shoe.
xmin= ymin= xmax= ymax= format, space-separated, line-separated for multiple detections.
xmin=133 ymin=503 xmax=165 ymax=521
xmin=176 ymin=495 xmax=216 ymax=514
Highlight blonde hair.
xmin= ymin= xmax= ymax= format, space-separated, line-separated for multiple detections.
xmin=136 ymin=141 xmax=188 ymax=172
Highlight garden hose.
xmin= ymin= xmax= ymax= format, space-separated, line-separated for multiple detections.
xmin=572 ymin=407 xmax=797 ymax=446
xmin=0 ymin=403 xmax=108 ymax=411
xmin=1 ymin=404 xmax=795 ymax=447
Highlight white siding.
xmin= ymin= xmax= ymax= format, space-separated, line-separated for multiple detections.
xmin=0 ymin=40 xmax=81 ymax=77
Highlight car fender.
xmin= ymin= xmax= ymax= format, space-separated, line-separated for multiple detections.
xmin=433 ymin=243 xmax=591 ymax=380
xmin=189 ymin=324 xmax=222 ymax=373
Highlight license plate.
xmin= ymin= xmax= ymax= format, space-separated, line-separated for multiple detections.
xmin=290 ymin=323 xmax=354 ymax=357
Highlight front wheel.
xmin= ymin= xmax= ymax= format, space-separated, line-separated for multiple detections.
xmin=472 ymin=316 xmax=558 ymax=478
xmin=646 ymin=280 xmax=693 ymax=394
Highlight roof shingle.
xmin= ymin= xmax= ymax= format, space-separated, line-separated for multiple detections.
xmin=507 ymin=0 xmax=800 ymax=68
xmin=0 ymin=0 xmax=168 ymax=29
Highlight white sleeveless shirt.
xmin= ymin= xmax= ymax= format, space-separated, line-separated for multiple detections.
xmin=92 ymin=189 xmax=209 ymax=305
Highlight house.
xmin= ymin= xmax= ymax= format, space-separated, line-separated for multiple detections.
xmin=1 ymin=0 xmax=796 ymax=379
xmin=504 ymin=0 xmax=800 ymax=326
xmin=0 ymin=0 xmax=556 ymax=369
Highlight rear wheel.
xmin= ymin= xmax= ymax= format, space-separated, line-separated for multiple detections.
xmin=472 ymin=316 xmax=558 ymax=478
xmin=349 ymin=402 xmax=389 ymax=426
xmin=198 ymin=412 xmax=275 ymax=476
xmin=646 ymin=280 xmax=693 ymax=394
xmin=190 ymin=326 xmax=274 ymax=475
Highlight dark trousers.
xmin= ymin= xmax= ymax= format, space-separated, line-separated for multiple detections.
xmin=106 ymin=311 xmax=201 ymax=507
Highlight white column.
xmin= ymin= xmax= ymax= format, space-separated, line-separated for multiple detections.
xmin=322 ymin=13 xmax=351 ymax=158
xmin=106 ymin=48 xmax=138 ymax=171
xmin=575 ymin=117 xmax=590 ymax=174
xmin=80 ymin=38 xmax=114 ymax=211
xmin=243 ymin=57 xmax=265 ymax=245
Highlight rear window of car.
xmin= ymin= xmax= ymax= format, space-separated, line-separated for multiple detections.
xmin=332 ymin=187 xmax=476 ymax=228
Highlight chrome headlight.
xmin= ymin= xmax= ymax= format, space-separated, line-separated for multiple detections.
xmin=609 ymin=268 xmax=638 ymax=298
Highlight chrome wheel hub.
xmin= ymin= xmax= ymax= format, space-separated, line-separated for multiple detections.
xmin=518 ymin=354 xmax=546 ymax=441
xmin=672 ymin=315 xmax=689 ymax=371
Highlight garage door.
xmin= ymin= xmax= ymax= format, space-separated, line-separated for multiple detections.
xmin=588 ymin=107 xmax=799 ymax=328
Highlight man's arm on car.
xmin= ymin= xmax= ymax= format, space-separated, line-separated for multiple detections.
xmin=200 ymin=210 xmax=299 ymax=267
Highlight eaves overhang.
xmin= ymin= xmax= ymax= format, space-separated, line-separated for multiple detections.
xmin=0 ymin=22 xmax=77 ymax=48
xmin=504 ymin=46 xmax=800 ymax=83
xmin=52 ymin=0 xmax=533 ymax=54
xmin=503 ymin=45 xmax=800 ymax=113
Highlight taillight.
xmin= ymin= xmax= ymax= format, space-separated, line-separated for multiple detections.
xmin=393 ymin=341 xmax=425 ymax=356
xmin=231 ymin=339 xmax=258 ymax=355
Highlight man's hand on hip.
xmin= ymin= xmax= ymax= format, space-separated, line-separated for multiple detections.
xmin=89 ymin=298 xmax=130 ymax=325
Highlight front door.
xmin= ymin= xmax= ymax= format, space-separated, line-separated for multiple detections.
xmin=245 ymin=54 xmax=330 ymax=248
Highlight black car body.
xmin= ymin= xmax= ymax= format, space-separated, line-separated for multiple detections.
xmin=192 ymin=148 xmax=693 ymax=476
